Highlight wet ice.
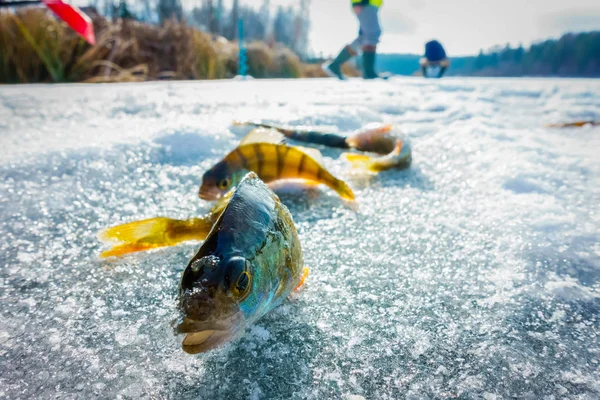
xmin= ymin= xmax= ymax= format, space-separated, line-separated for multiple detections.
xmin=0 ymin=78 xmax=599 ymax=399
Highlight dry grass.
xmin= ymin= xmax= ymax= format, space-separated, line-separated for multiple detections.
xmin=301 ymin=62 xmax=360 ymax=78
xmin=0 ymin=8 xmax=90 ymax=82
xmin=243 ymin=42 xmax=302 ymax=78
xmin=0 ymin=8 xmax=349 ymax=83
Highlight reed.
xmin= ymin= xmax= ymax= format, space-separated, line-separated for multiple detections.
xmin=0 ymin=8 xmax=350 ymax=83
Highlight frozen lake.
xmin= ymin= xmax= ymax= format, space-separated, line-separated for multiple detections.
xmin=1 ymin=77 xmax=599 ymax=399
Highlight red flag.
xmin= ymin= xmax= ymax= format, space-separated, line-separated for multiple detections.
xmin=42 ymin=0 xmax=95 ymax=44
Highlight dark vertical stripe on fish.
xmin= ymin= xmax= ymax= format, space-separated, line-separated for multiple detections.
xmin=298 ymin=153 xmax=307 ymax=176
xmin=253 ymin=143 xmax=263 ymax=176
xmin=277 ymin=146 xmax=287 ymax=179
xmin=235 ymin=148 xmax=247 ymax=167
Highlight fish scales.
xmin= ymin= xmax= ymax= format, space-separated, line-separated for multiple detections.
xmin=224 ymin=142 xmax=344 ymax=195
xmin=200 ymin=128 xmax=354 ymax=201
xmin=177 ymin=173 xmax=305 ymax=354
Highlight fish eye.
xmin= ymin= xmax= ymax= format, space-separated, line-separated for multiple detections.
xmin=229 ymin=259 xmax=252 ymax=299
xmin=218 ymin=177 xmax=231 ymax=190
xmin=236 ymin=272 xmax=250 ymax=293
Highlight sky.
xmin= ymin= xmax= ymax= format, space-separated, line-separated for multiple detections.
xmin=244 ymin=0 xmax=600 ymax=56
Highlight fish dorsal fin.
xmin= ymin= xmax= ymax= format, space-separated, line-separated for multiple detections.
xmin=239 ymin=127 xmax=286 ymax=146
xmin=295 ymin=145 xmax=324 ymax=164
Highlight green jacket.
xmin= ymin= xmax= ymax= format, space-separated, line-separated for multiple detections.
xmin=352 ymin=0 xmax=382 ymax=7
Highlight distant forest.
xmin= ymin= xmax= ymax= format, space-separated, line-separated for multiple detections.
xmin=377 ymin=31 xmax=600 ymax=78
xmin=94 ymin=0 xmax=311 ymax=57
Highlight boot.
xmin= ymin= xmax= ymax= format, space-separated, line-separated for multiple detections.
xmin=362 ymin=49 xmax=378 ymax=79
xmin=322 ymin=46 xmax=354 ymax=80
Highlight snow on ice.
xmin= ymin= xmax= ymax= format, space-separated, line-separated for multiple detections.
xmin=0 ymin=77 xmax=599 ymax=399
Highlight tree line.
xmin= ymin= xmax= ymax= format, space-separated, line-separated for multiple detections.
xmin=91 ymin=0 xmax=311 ymax=58
xmin=451 ymin=31 xmax=600 ymax=77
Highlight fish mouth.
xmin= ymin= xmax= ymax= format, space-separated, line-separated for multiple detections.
xmin=174 ymin=317 xmax=240 ymax=354
xmin=181 ymin=329 xmax=232 ymax=354
xmin=199 ymin=187 xmax=222 ymax=201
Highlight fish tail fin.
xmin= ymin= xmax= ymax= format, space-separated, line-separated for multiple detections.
xmin=343 ymin=152 xmax=376 ymax=172
xmin=99 ymin=217 xmax=171 ymax=244
xmin=333 ymin=177 xmax=356 ymax=201
xmin=99 ymin=217 xmax=213 ymax=258
xmin=100 ymin=243 xmax=166 ymax=258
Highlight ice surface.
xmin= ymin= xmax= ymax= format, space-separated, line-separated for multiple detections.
xmin=0 ymin=78 xmax=599 ymax=399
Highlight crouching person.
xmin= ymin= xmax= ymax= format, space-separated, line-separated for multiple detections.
xmin=420 ymin=40 xmax=449 ymax=78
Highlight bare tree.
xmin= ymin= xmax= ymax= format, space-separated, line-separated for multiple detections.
xmin=230 ymin=0 xmax=240 ymax=39
xmin=215 ymin=0 xmax=223 ymax=35
xmin=158 ymin=0 xmax=183 ymax=22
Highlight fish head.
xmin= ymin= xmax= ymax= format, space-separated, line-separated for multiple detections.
xmin=346 ymin=123 xmax=396 ymax=154
xmin=199 ymin=161 xmax=247 ymax=201
xmin=199 ymin=161 xmax=235 ymax=200
xmin=176 ymin=252 xmax=255 ymax=354
xmin=179 ymin=172 xmax=286 ymax=354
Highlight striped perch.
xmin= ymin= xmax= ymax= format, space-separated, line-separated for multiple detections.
xmin=199 ymin=128 xmax=355 ymax=202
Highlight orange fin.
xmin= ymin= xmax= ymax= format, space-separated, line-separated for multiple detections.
xmin=343 ymin=152 xmax=376 ymax=172
xmin=392 ymin=139 xmax=403 ymax=155
xmin=344 ymin=153 xmax=372 ymax=163
xmin=294 ymin=267 xmax=310 ymax=291
xmin=99 ymin=217 xmax=170 ymax=244
xmin=98 ymin=216 xmax=214 ymax=258
xmin=100 ymin=243 xmax=166 ymax=258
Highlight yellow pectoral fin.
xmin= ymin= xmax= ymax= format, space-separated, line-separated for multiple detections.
xmin=344 ymin=153 xmax=371 ymax=163
xmin=343 ymin=152 xmax=375 ymax=170
xmin=294 ymin=267 xmax=310 ymax=292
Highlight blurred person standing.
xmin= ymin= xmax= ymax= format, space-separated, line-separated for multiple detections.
xmin=322 ymin=0 xmax=386 ymax=80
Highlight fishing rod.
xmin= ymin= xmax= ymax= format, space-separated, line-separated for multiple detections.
xmin=0 ymin=0 xmax=43 ymax=7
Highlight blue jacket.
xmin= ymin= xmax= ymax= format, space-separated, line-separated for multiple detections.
xmin=425 ymin=40 xmax=447 ymax=62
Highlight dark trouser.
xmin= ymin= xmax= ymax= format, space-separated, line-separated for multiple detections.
xmin=349 ymin=5 xmax=382 ymax=52
xmin=323 ymin=5 xmax=382 ymax=79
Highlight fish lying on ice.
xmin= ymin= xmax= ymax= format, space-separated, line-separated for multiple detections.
xmin=199 ymin=128 xmax=354 ymax=201
xmin=234 ymin=120 xmax=397 ymax=154
xmin=175 ymin=172 xmax=308 ymax=354
xmin=233 ymin=121 xmax=411 ymax=172
xmin=546 ymin=120 xmax=599 ymax=128
xmin=98 ymin=128 xmax=352 ymax=258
